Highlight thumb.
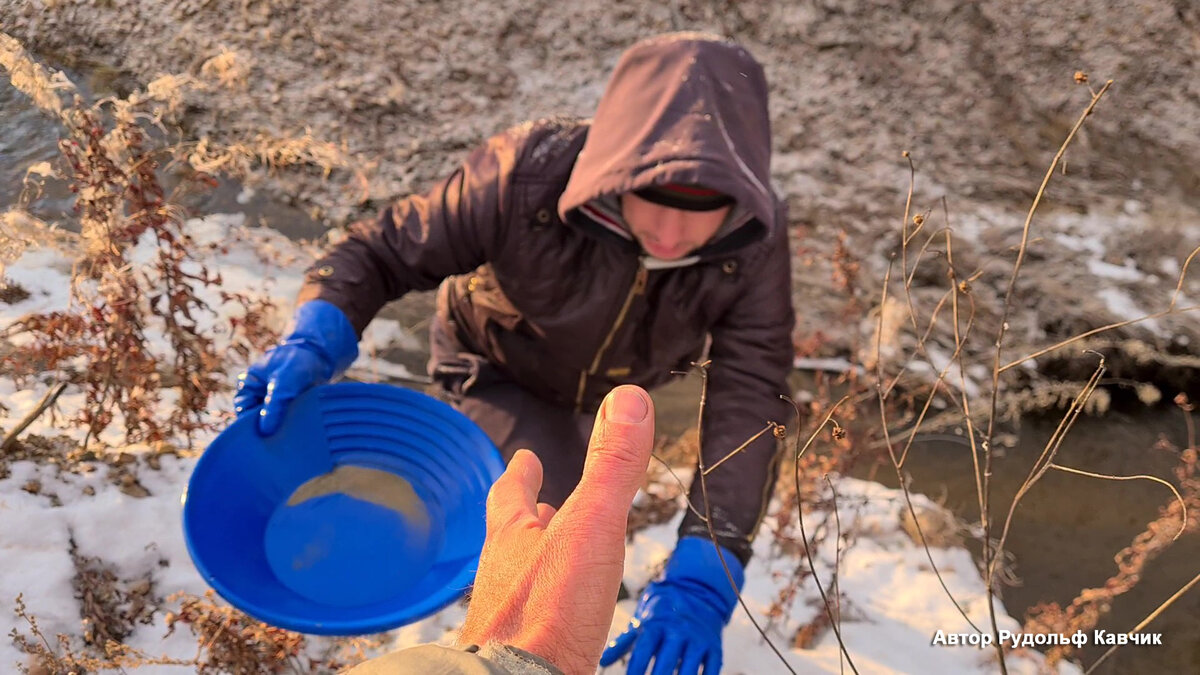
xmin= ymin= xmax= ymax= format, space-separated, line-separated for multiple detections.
xmin=559 ymin=385 xmax=654 ymax=524
xmin=485 ymin=449 xmax=544 ymax=532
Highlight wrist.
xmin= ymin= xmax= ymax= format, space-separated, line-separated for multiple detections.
xmin=670 ymin=538 xmax=745 ymax=584
xmin=659 ymin=537 xmax=745 ymax=623
xmin=476 ymin=642 xmax=565 ymax=675
xmin=509 ymin=625 xmax=593 ymax=675
xmin=458 ymin=623 xmax=582 ymax=675
xmin=289 ymin=300 xmax=359 ymax=376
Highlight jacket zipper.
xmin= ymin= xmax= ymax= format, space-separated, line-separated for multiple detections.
xmin=575 ymin=263 xmax=648 ymax=411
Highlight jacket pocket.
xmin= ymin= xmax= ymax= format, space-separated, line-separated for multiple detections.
xmin=462 ymin=267 xmax=525 ymax=333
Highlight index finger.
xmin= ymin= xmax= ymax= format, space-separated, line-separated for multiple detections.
xmin=485 ymin=449 xmax=544 ymax=533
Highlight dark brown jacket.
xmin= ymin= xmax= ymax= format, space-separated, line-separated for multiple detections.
xmin=298 ymin=33 xmax=794 ymax=562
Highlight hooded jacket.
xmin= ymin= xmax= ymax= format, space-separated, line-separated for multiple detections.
xmin=297 ymin=33 xmax=795 ymax=563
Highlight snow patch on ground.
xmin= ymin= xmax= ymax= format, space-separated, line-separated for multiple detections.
xmin=1094 ymin=287 xmax=1162 ymax=336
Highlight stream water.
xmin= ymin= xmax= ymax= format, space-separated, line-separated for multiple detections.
xmin=2 ymin=68 xmax=1196 ymax=673
xmin=654 ymin=376 xmax=1200 ymax=674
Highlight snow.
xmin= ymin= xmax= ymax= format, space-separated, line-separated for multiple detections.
xmin=346 ymin=357 xmax=424 ymax=384
xmin=0 ymin=247 xmax=73 ymax=324
xmin=1085 ymin=258 xmax=1144 ymax=282
xmin=1094 ymin=287 xmax=1162 ymax=336
xmin=1159 ymin=257 xmax=1181 ymax=278
xmin=359 ymin=318 xmax=424 ymax=355
xmin=1051 ymin=232 xmax=1105 ymax=256
xmin=0 ymin=214 xmax=1079 ymax=673
xmin=614 ymin=479 xmax=1081 ymax=675
xmin=792 ymin=357 xmax=865 ymax=375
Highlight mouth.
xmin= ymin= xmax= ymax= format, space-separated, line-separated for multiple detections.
xmin=642 ymin=240 xmax=689 ymax=259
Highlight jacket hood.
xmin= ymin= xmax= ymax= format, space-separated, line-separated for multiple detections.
xmin=558 ymin=33 xmax=777 ymax=254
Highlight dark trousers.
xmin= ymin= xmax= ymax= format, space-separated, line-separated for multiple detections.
xmin=428 ymin=317 xmax=596 ymax=508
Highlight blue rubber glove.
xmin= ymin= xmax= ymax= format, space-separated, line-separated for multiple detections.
xmin=601 ymin=537 xmax=744 ymax=675
xmin=233 ymin=299 xmax=359 ymax=436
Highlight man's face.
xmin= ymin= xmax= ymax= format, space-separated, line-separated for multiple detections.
xmin=620 ymin=192 xmax=731 ymax=260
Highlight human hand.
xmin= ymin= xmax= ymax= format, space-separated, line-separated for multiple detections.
xmin=232 ymin=299 xmax=359 ymax=436
xmin=599 ymin=537 xmax=745 ymax=675
xmin=456 ymin=385 xmax=655 ymax=675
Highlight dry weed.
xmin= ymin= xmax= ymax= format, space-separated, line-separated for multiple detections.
xmin=68 ymin=538 xmax=159 ymax=650
xmin=11 ymin=593 xmax=107 ymax=675
xmin=0 ymin=277 xmax=31 ymax=304
xmin=872 ymin=77 xmax=1200 ymax=673
xmin=9 ymin=594 xmax=191 ymax=674
xmin=199 ymin=48 xmax=251 ymax=91
xmin=0 ymin=33 xmax=281 ymax=448
xmin=165 ymin=591 xmax=309 ymax=674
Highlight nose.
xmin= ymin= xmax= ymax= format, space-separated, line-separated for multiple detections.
xmin=652 ymin=212 xmax=687 ymax=248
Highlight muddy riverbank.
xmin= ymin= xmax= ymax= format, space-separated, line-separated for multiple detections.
xmin=3 ymin=1 xmax=1198 ymax=402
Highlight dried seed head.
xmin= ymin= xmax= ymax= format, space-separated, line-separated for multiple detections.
xmin=1074 ymin=71 xmax=1089 ymax=84
xmin=913 ymin=213 xmax=925 ymax=226
xmin=831 ymin=423 xmax=847 ymax=441
xmin=1175 ymin=392 xmax=1193 ymax=411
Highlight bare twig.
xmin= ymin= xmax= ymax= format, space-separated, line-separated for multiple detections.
xmin=871 ymin=258 xmax=983 ymax=633
xmin=991 ymin=356 xmax=1106 ymax=583
xmin=1048 ymin=463 xmax=1188 ymax=540
xmin=703 ymin=422 xmax=781 ymax=476
xmin=1167 ymin=244 xmax=1200 ymax=312
xmin=1 ymin=381 xmax=68 ymax=451
xmin=1084 ymin=570 xmax=1200 ymax=675
xmin=783 ymin=394 xmax=851 ymax=464
xmin=823 ymin=474 xmax=846 ymax=675
xmin=785 ymin=395 xmax=858 ymax=674
xmin=692 ymin=362 xmax=798 ymax=674
xmin=981 ymin=80 xmax=1114 ymax=675
xmin=647 ymin=452 xmax=709 ymax=523
xmin=899 ymin=151 xmax=917 ymax=271
xmin=1000 ymin=304 xmax=1200 ymax=374
xmin=939 ymin=207 xmax=988 ymax=523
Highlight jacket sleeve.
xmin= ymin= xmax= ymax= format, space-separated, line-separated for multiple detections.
xmin=343 ymin=642 xmax=564 ymax=675
xmin=296 ymin=128 xmax=524 ymax=335
xmin=678 ymin=226 xmax=795 ymax=564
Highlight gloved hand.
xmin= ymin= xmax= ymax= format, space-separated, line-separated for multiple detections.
xmin=600 ymin=536 xmax=744 ymax=675
xmin=233 ymin=299 xmax=359 ymax=436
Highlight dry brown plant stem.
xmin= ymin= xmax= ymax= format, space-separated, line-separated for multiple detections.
xmin=1000 ymin=306 xmax=1199 ymax=375
xmin=784 ymin=394 xmax=860 ymax=673
xmin=988 ymin=358 xmax=1109 ymax=623
xmin=977 ymin=80 xmax=1113 ymax=674
xmin=886 ymin=155 xmax=981 ymax=420
xmin=0 ymin=34 xmax=283 ymax=447
xmin=691 ymin=361 xmax=799 ymax=674
xmin=940 ymin=210 xmax=988 ymax=523
xmin=647 ymin=452 xmax=711 ymax=523
xmin=1 ymin=380 xmax=67 ymax=451
xmin=886 ymin=158 xmax=981 ymax=474
xmin=1048 ymin=464 xmax=1187 ymax=540
xmin=702 ymin=422 xmax=780 ymax=476
xmin=1084 ymin=569 xmax=1200 ymax=674
xmin=822 ymin=474 xmax=846 ymax=675
xmin=999 ymin=242 xmax=1197 ymax=374
xmin=872 ymin=257 xmax=983 ymax=634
